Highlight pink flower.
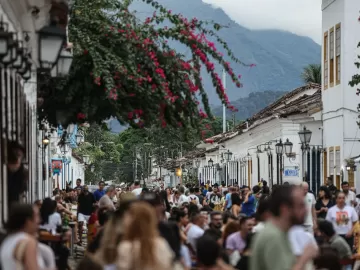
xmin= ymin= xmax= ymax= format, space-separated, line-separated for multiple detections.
xmin=77 ymin=113 xmax=86 ymax=120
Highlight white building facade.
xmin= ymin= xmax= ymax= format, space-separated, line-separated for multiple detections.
xmin=322 ymin=0 xmax=360 ymax=190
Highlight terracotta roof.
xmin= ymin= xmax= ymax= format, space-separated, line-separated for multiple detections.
xmin=200 ymin=83 xmax=322 ymax=145
xmin=236 ymin=83 xmax=321 ymax=131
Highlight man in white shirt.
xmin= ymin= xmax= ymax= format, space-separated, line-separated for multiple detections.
xmin=288 ymin=225 xmax=317 ymax=270
xmin=342 ymin=181 xmax=357 ymax=207
xmin=131 ymin=181 xmax=142 ymax=197
xmin=178 ymin=186 xmax=188 ymax=206
xmin=301 ymin=182 xmax=317 ymax=234
xmin=326 ymin=191 xmax=358 ymax=249
xmin=187 ymin=212 xmax=206 ymax=252
xmin=188 ymin=187 xmax=200 ymax=205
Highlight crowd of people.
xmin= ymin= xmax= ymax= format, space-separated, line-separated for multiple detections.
xmin=1 ymin=177 xmax=360 ymax=269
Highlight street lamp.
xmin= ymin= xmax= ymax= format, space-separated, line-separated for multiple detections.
xmin=284 ymin=139 xmax=293 ymax=156
xmin=90 ymin=164 xmax=95 ymax=173
xmin=298 ymin=126 xmax=312 ymax=181
xmin=12 ymin=42 xmax=25 ymax=69
xmin=60 ymin=143 xmax=69 ymax=154
xmin=82 ymin=155 xmax=90 ymax=164
xmin=0 ymin=20 xmax=11 ymax=58
xmin=298 ymin=126 xmax=312 ymax=145
xmin=2 ymin=36 xmax=17 ymax=66
xmin=195 ymin=159 xmax=201 ymax=168
xmin=42 ymin=136 xmax=50 ymax=146
xmin=37 ymin=23 xmax=66 ymax=71
xmin=76 ymin=132 xmax=84 ymax=144
xmin=275 ymin=139 xmax=284 ymax=155
xmin=208 ymin=158 xmax=214 ymax=167
xmin=223 ymin=150 xmax=233 ymax=161
xmin=52 ymin=49 xmax=73 ymax=77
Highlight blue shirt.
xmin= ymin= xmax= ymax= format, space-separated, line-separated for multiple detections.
xmin=225 ymin=193 xmax=232 ymax=209
xmin=93 ymin=189 xmax=105 ymax=201
xmin=241 ymin=195 xmax=255 ymax=216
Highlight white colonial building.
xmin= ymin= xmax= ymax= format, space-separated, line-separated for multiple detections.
xmin=322 ymin=0 xmax=360 ymax=190
xmin=0 ymin=0 xmax=71 ymax=223
xmin=162 ymin=0 xmax=360 ymax=193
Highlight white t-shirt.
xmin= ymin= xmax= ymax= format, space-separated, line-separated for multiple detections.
xmin=132 ymin=187 xmax=142 ymax=196
xmin=252 ymin=222 xmax=265 ymax=233
xmin=289 ymin=226 xmax=317 ymax=270
xmin=178 ymin=194 xmax=188 ymax=206
xmin=344 ymin=191 xmax=356 ymax=207
xmin=326 ymin=205 xmax=359 ymax=235
xmin=289 ymin=225 xmax=317 ymax=255
xmin=39 ymin=212 xmax=62 ymax=234
xmin=304 ymin=193 xmax=316 ymax=226
xmin=187 ymin=224 xmax=204 ymax=251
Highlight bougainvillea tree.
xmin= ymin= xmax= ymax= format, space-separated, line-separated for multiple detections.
xmin=38 ymin=0 xmax=249 ymax=130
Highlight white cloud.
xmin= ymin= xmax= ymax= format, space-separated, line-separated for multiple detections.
xmin=202 ymin=0 xmax=322 ymax=44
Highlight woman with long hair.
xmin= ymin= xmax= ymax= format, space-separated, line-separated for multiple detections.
xmin=39 ymin=198 xmax=61 ymax=234
xmin=116 ymin=202 xmax=174 ymax=270
xmin=0 ymin=203 xmax=44 ymax=270
xmin=222 ymin=221 xmax=241 ymax=249
xmin=315 ymin=186 xmax=334 ymax=219
xmin=166 ymin=188 xmax=174 ymax=206
xmin=94 ymin=199 xmax=135 ymax=267
xmin=231 ymin=193 xmax=241 ymax=217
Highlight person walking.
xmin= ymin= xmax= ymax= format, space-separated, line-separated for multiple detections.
xmin=301 ymin=182 xmax=317 ymax=234
xmin=77 ymin=185 xmax=96 ymax=245
xmin=93 ymin=181 xmax=106 ymax=202
xmin=98 ymin=185 xmax=116 ymax=210
xmin=325 ymin=191 xmax=358 ymax=250
xmin=342 ymin=181 xmax=357 ymax=207
xmin=250 ymin=185 xmax=318 ymax=270
xmin=315 ymin=186 xmax=334 ymax=219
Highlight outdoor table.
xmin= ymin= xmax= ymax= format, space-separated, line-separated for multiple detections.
xmin=69 ymin=222 xmax=76 ymax=256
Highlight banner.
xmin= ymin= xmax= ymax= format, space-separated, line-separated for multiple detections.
xmin=51 ymin=158 xmax=63 ymax=176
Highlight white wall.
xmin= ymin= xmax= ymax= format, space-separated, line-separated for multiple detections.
xmin=70 ymin=156 xmax=85 ymax=187
xmin=322 ymin=0 xmax=360 ymax=185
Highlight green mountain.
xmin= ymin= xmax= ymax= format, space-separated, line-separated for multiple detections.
xmin=212 ymin=91 xmax=287 ymax=121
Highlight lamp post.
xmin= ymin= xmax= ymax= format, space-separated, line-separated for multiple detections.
xmin=37 ymin=23 xmax=66 ymax=71
xmin=208 ymin=158 xmax=214 ymax=167
xmin=51 ymin=49 xmax=73 ymax=77
xmin=298 ymin=126 xmax=312 ymax=181
xmin=82 ymin=155 xmax=90 ymax=165
xmin=223 ymin=150 xmax=233 ymax=162
xmin=60 ymin=142 xmax=69 ymax=155
xmin=90 ymin=164 xmax=95 ymax=173
xmin=195 ymin=159 xmax=201 ymax=185
xmin=75 ymin=132 xmax=84 ymax=144
xmin=275 ymin=139 xmax=293 ymax=184
xmin=175 ymin=167 xmax=182 ymax=185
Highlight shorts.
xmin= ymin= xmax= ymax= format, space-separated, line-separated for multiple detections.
xmin=78 ymin=213 xmax=90 ymax=223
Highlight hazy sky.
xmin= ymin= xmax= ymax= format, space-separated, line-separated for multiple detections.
xmin=203 ymin=0 xmax=322 ymax=44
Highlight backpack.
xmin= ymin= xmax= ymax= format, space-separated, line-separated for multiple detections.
xmin=188 ymin=195 xmax=198 ymax=205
